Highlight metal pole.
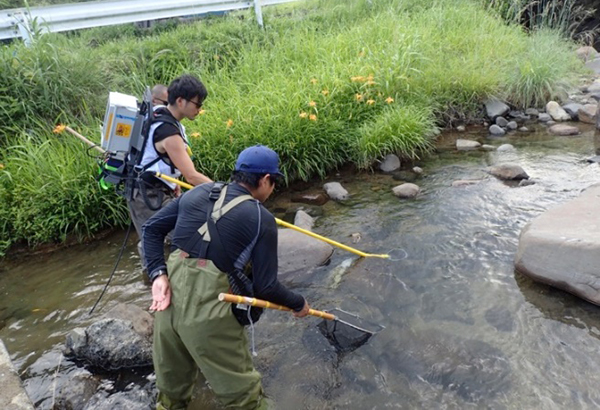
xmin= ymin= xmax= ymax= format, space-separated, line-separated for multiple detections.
xmin=254 ymin=0 xmax=263 ymax=28
xmin=15 ymin=12 xmax=32 ymax=46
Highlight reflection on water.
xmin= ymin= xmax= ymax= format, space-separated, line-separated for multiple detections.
xmin=2 ymin=124 xmax=600 ymax=409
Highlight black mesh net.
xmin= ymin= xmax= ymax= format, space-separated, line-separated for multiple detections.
xmin=317 ymin=309 xmax=383 ymax=353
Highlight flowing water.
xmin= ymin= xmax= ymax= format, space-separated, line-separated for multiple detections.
xmin=1 ymin=124 xmax=600 ymax=409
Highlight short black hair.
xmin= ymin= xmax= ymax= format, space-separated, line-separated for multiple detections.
xmin=167 ymin=74 xmax=208 ymax=106
xmin=231 ymin=171 xmax=282 ymax=188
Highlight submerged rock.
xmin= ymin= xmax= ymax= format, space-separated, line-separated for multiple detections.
xmin=278 ymin=229 xmax=333 ymax=276
xmin=549 ymin=124 xmax=580 ymax=136
xmin=392 ymin=183 xmax=420 ymax=198
xmin=515 ymin=183 xmax=600 ymax=305
xmin=323 ymin=182 xmax=349 ymax=201
xmin=487 ymin=164 xmax=529 ymax=180
xmin=456 ymin=139 xmax=481 ymax=150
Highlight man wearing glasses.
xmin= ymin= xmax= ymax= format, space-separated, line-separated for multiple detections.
xmin=143 ymin=145 xmax=310 ymax=410
xmin=128 ymin=74 xmax=212 ymax=268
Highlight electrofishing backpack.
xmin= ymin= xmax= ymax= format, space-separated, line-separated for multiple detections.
xmin=97 ymin=88 xmax=180 ymax=210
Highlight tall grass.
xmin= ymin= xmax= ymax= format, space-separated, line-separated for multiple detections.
xmin=0 ymin=0 xmax=584 ymax=255
xmin=485 ymin=0 xmax=599 ymax=43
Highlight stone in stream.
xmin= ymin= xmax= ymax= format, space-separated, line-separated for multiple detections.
xmin=538 ymin=113 xmax=552 ymax=122
xmin=578 ymin=104 xmax=597 ymax=124
xmin=65 ymin=318 xmax=153 ymax=370
xmin=562 ymin=102 xmax=583 ymax=119
xmin=489 ymin=125 xmax=505 ymax=136
xmin=290 ymin=191 xmax=329 ymax=206
xmin=515 ymin=183 xmax=600 ymax=305
xmin=278 ymin=229 xmax=334 ymax=276
xmin=496 ymin=144 xmax=515 ymax=152
xmin=487 ymin=164 xmax=529 ymax=180
xmin=456 ymin=139 xmax=481 ymax=150
xmin=83 ymin=387 xmax=154 ymax=410
xmin=546 ymin=101 xmax=571 ymax=121
xmin=392 ymin=183 xmax=420 ymax=198
xmin=548 ymin=124 xmax=580 ymax=136
xmin=323 ymin=182 xmax=349 ymax=201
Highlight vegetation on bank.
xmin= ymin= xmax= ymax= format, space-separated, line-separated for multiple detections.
xmin=0 ymin=0 xmax=585 ymax=256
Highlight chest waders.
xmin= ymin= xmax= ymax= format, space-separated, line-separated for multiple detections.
xmin=153 ymin=184 xmax=269 ymax=410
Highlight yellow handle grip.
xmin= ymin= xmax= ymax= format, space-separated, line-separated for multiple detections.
xmin=218 ymin=293 xmax=336 ymax=321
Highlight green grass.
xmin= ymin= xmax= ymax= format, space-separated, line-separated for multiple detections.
xmin=0 ymin=0 xmax=585 ymax=255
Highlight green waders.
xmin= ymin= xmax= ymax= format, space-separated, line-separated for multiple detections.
xmin=154 ymin=249 xmax=268 ymax=410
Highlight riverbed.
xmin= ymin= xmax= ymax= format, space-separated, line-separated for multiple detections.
xmin=2 ymin=123 xmax=600 ymax=409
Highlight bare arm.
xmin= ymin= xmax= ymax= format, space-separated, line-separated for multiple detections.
xmin=156 ymin=135 xmax=212 ymax=186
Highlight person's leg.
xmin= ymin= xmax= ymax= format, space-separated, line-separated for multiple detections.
xmin=177 ymin=261 xmax=267 ymax=410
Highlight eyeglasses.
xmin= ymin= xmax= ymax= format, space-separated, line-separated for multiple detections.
xmin=186 ymin=98 xmax=203 ymax=109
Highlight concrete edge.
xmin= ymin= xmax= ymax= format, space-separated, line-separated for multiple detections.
xmin=0 ymin=339 xmax=34 ymax=409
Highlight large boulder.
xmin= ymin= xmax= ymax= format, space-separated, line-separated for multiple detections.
xmin=379 ymin=154 xmax=401 ymax=172
xmin=484 ymin=99 xmax=510 ymax=120
xmin=278 ymin=229 xmax=333 ymax=276
xmin=515 ymin=184 xmax=600 ymax=305
xmin=65 ymin=318 xmax=153 ymax=370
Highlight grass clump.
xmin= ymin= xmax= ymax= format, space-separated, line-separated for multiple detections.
xmin=0 ymin=0 xmax=585 ymax=255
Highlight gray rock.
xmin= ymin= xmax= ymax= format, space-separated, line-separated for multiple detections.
xmin=379 ymin=154 xmax=401 ymax=172
xmin=0 ymin=340 xmax=34 ymax=409
xmin=538 ymin=113 xmax=552 ymax=122
xmin=412 ymin=166 xmax=423 ymax=174
xmin=495 ymin=116 xmax=508 ymax=127
xmin=586 ymin=58 xmax=600 ymax=75
xmin=548 ymin=124 xmax=580 ymax=136
xmin=518 ymin=126 xmax=529 ymax=132
xmin=562 ymin=102 xmax=583 ymax=119
xmin=290 ymin=191 xmax=329 ymax=206
xmin=487 ymin=164 xmax=529 ymax=180
xmin=515 ymin=183 xmax=600 ymax=305
xmin=278 ymin=229 xmax=333 ymax=276
xmin=546 ymin=101 xmax=571 ymax=121
xmin=481 ymin=144 xmax=496 ymax=151
xmin=589 ymin=79 xmax=600 ymax=93
xmin=456 ymin=139 xmax=481 ymax=150
xmin=84 ymin=388 xmax=153 ymax=410
xmin=323 ymin=182 xmax=348 ymax=201
xmin=587 ymin=155 xmax=600 ymax=163
xmin=103 ymin=304 xmax=153 ymax=338
xmin=485 ymin=99 xmax=510 ymax=120
xmin=56 ymin=372 xmax=100 ymax=410
xmin=519 ymin=179 xmax=536 ymax=187
xmin=546 ymin=120 xmax=556 ymax=126
xmin=525 ymin=108 xmax=539 ymax=116
xmin=392 ymin=183 xmax=420 ymax=198
xmin=293 ymin=210 xmax=314 ymax=231
xmin=65 ymin=318 xmax=153 ymax=370
xmin=456 ymin=125 xmax=466 ymax=132
xmin=576 ymin=46 xmax=598 ymax=62
xmin=451 ymin=180 xmax=481 ymax=187
xmin=489 ymin=125 xmax=506 ymax=136
xmin=578 ymin=103 xmax=597 ymax=124
xmin=497 ymin=144 xmax=516 ymax=152
xmin=506 ymin=121 xmax=518 ymax=130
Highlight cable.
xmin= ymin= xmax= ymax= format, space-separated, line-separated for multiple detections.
xmin=89 ymin=223 xmax=133 ymax=315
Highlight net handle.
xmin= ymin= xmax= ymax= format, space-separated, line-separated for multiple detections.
xmin=218 ymin=293 xmax=336 ymax=321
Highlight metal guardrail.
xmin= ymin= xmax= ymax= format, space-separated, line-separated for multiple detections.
xmin=0 ymin=0 xmax=299 ymax=43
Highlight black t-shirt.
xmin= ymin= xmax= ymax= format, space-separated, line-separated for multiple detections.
xmin=143 ymin=182 xmax=305 ymax=311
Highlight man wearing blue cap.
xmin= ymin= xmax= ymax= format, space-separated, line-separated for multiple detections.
xmin=142 ymin=144 xmax=310 ymax=410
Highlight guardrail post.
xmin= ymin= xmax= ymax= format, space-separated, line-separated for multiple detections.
xmin=254 ymin=0 xmax=264 ymax=28
xmin=15 ymin=12 xmax=32 ymax=46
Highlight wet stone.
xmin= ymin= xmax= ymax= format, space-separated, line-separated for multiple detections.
xmin=549 ymin=124 xmax=580 ymax=136
xmin=484 ymin=307 xmax=515 ymax=332
xmin=290 ymin=191 xmax=329 ymax=206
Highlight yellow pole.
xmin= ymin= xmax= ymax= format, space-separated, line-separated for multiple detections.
xmin=54 ymin=124 xmax=389 ymax=259
xmin=154 ymin=172 xmax=389 ymax=259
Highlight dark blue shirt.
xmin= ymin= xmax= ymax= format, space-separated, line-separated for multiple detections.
xmin=142 ymin=182 xmax=305 ymax=311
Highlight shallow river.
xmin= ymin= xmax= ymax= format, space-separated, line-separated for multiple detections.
xmin=2 ymin=124 xmax=600 ymax=409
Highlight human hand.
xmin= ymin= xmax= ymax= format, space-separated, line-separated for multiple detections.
xmin=293 ymin=299 xmax=310 ymax=318
xmin=174 ymin=185 xmax=182 ymax=197
xmin=150 ymin=275 xmax=171 ymax=312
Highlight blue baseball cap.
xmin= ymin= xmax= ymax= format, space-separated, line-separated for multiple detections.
xmin=234 ymin=144 xmax=284 ymax=176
